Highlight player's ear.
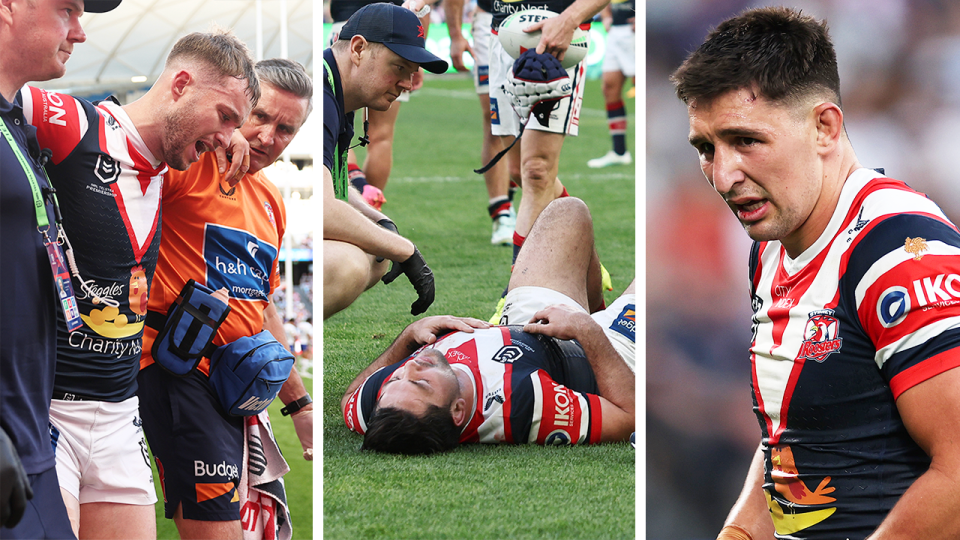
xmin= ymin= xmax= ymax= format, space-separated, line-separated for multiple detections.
xmin=450 ymin=397 xmax=468 ymax=427
xmin=0 ymin=1 xmax=14 ymax=26
xmin=170 ymin=70 xmax=192 ymax=101
xmin=814 ymin=101 xmax=843 ymax=152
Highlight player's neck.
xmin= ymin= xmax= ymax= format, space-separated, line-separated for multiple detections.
xmin=121 ymin=95 xmax=164 ymax=162
xmin=456 ymin=369 xmax=476 ymax=420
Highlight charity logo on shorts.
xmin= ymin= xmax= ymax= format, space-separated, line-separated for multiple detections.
xmin=477 ymin=65 xmax=489 ymax=86
xmin=490 ymin=98 xmax=501 ymax=125
xmin=609 ymin=304 xmax=635 ymax=342
xmin=797 ymin=309 xmax=843 ymax=363
xmin=204 ymin=224 xmax=277 ymax=301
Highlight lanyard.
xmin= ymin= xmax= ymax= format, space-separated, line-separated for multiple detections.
xmin=0 ymin=114 xmax=54 ymax=233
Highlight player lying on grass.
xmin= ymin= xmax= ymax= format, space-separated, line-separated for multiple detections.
xmin=341 ymin=197 xmax=636 ymax=454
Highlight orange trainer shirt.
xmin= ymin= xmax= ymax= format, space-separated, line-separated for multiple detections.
xmin=140 ymin=151 xmax=286 ymax=375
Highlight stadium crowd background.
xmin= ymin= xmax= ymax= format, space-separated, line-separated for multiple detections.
xmin=646 ymin=0 xmax=960 ymax=538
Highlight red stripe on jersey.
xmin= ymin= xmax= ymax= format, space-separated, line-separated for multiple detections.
xmin=587 ymin=394 xmax=602 ymax=444
xmin=343 ymin=386 xmax=363 ymax=434
xmin=28 ymin=87 xmax=83 ymax=164
xmin=890 ymin=348 xmax=960 ymax=400
xmin=500 ymin=326 xmax=514 ymax=442
xmin=534 ymin=371 xmax=582 ymax=444
xmin=858 ymin=255 xmax=960 ymax=351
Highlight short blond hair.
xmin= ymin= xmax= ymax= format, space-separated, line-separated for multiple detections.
xmin=166 ymin=28 xmax=260 ymax=106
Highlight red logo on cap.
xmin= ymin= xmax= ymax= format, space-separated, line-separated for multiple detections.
xmin=417 ymin=24 xmax=425 ymax=38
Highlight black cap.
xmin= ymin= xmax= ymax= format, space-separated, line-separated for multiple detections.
xmin=339 ymin=3 xmax=448 ymax=74
xmin=85 ymin=0 xmax=122 ymax=13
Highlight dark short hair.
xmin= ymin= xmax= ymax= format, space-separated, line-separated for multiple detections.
xmin=671 ymin=7 xmax=841 ymax=108
xmin=361 ymin=405 xmax=460 ymax=455
xmin=256 ymin=58 xmax=314 ymax=120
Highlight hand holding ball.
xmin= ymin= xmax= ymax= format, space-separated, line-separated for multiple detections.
xmin=497 ymin=9 xmax=589 ymax=69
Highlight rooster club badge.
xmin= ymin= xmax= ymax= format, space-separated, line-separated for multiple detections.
xmin=797 ymin=309 xmax=843 ymax=363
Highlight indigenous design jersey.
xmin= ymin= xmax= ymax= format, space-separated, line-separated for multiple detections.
xmin=140 ymin=151 xmax=285 ymax=376
xmin=22 ymin=86 xmax=166 ymax=401
xmin=344 ymin=326 xmax=604 ymax=445
xmin=748 ymin=168 xmax=960 ymax=538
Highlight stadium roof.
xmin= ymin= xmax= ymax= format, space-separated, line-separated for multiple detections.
xmin=35 ymin=0 xmax=313 ymax=97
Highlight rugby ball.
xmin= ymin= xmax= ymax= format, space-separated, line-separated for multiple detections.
xmin=497 ymin=9 xmax=589 ymax=69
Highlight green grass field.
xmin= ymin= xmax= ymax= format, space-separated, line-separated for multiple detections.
xmin=150 ymin=374 xmax=314 ymax=539
xmin=323 ymin=74 xmax=636 ymax=540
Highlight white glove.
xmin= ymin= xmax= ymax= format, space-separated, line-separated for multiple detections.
xmin=503 ymin=67 xmax=572 ymax=125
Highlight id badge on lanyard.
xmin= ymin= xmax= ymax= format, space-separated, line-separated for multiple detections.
xmin=0 ymin=115 xmax=82 ymax=331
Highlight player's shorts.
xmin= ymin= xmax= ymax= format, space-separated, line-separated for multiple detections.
xmin=329 ymin=21 xmax=411 ymax=103
xmin=501 ymin=286 xmax=636 ymax=371
xmin=471 ymin=11 xmax=493 ymax=94
xmin=488 ymin=34 xmax=585 ymax=137
xmin=49 ymin=396 xmax=157 ymax=505
xmin=137 ymin=363 xmax=244 ymax=521
xmin=0 ymin=466 xmax=74 ymax=539
xmin=601 ymin=25 xmax=636 ymax=77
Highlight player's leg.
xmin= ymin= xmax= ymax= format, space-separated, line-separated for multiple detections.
xmin=173 ymin=504 xmax=240 ymax=540
xmin=362 ymin=103 xmax=401 ymax=191
xmin=323 ymin=239 xmax=389 ymax=319
xmin=508 ymin=197 xmax=595 ymax=307
xmin=514 ymin=129 xmax=566 ymax=238
xmin=588 ymin=25 xmax=633 ymax=168
xmin=60 ymin=488 xmax=81 ymax=537
xmin=481 ymin=95 xmax=514 ymax=245
xmin=79 ymin=503 xmax=155 ymax=540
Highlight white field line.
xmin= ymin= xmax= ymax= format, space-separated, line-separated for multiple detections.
xmin=389 ymin=171 xmax=634 ymax=183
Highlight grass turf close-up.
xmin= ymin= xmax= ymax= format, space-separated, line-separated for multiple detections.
xmin=323 ymin=73 xmax=636 ymax=540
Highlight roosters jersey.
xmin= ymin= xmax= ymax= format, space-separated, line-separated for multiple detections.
xmin=343 ymin=326 xmax=604 ymax=445
xmin=21 ymin=87 xmax=166 ymax=401
xmin=140 ymin=151 xmax=285 ymax=376
xmin=748 ymin=168 xmax=960 ymax=538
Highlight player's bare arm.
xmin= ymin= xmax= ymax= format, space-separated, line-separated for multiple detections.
xmin=528 ymin=0 xmax=609 ymax=61
xmin=717 ymin=444 xmax=776 ymax=540
xmin=443 ymin=0 xmax=474 ymax=72
xmin=215 ymin=129 xmax=251 ymax=186
xmin=340 ymin=315 xmax=490 ymax=415
xmin=867 ymin=366 xmax=960 ymax=539
xmin=264 ymin=301 xmax=314 ymax=460
xmin=523 ymin=304 xmax=634 ymax=441
xmin=324 ymin=164 xmax=414 ymax=262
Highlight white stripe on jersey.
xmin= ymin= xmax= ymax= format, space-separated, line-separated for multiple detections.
xmin=876 ymin=315 xmax=960 ymax=369
xmin=855 ymin=240 xmax=960 ymax=309
xmin=19 ymin=84 xmax=90 ymax=140
xmin=528 ymin=374 xmax=545 ymax=444
xmin=97 ymin=101 xmax=163 ymax=251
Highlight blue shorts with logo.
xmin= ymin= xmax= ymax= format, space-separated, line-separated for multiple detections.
xmin=137 ymin=363 xmax=243 ymax=521
xmin=0 ymin=466 xmax=75 ymax=539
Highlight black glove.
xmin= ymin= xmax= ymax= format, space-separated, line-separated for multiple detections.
xmin=1 ymin=426 xmax=32 ymax=528
xmin=381 ymin=246 xmax=435 ymax=315
xmin=375 ymin=219 xmax=399 ymax=263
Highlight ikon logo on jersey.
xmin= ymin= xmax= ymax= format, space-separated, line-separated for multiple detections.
xmin=204 ymin=224 xmax=277 ymax=301
xmin=877 ymin=273 xmax=960 ymax=328
xmin=797 ymin=309 xmax=843 ymax=363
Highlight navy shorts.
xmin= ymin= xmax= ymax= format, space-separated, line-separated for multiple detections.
xmin=0 ymin=466 xmax=75 ymax=539
xmin=137 ymin=364 xmax=243 ymax=521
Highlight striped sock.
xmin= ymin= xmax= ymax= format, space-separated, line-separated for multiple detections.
xmin=487 ymin=197 xmax=512 ymax=220
xmin=606 ymin=100 xmax=627 ymax=155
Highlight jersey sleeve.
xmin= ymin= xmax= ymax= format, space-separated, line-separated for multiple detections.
xmin=848 ymin=212 xmax=960 ymax=399
xmin=342 ymin=362 xmax=403 ymax=435
xmin=527 ymin=370 xmax=603 ymax=445
xmin=20 ymin=86 xmax=89 ymax=164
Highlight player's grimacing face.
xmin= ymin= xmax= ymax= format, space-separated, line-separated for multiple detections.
xmin=239 ymin=83 xmax=309 ymax=174
xmin=163 ymin=74 xmax=252 ymax=171
xmin=376 ymin=350 xmax=460 ymax=417
xmin=687 ymin=88 xmax=823 ymax=250
xmin=12 ymin=0 xmax=86 ymax=82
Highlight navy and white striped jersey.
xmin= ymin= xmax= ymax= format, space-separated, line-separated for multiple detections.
xmin=748 ymin=167 xmax=960 ymax=538
xmin=344 ymin=326 xmax=604 ymax=445
xmin=22 ymin=86 xmax=166 ymax=401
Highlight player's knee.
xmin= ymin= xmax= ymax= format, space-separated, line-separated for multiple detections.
xmin=520 ymin=157 xmax=554 ymax=190
xmin=543 ymin=197 xmax=590 ymax=224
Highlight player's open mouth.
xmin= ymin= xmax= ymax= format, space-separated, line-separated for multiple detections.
xmin=195 ymin=140 xmax=210 ymax=155
xmin=735 ymin=199 xmax=768 ymax=221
